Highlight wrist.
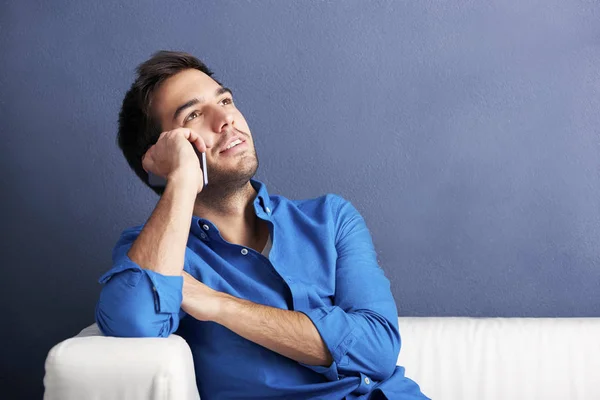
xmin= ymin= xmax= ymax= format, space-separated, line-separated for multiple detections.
xmin=211 ymin=293 xmax=237 ymax=325
xmin=166 ymin=170 xmax=200 ymax=195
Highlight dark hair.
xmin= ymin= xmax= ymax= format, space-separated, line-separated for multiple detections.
xmin=117 ymin=50 xmax=220 ymax=195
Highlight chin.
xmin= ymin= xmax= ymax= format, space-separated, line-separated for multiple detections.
xmin=209 ymin=155 xmax=259 ymax=188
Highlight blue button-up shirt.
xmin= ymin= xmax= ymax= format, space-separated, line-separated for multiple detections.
xmin=96 ymin=180 xmax=427 ymax=400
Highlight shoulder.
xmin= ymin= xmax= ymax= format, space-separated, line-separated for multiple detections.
xmin=272 ymin=193 xmax=361 ymax=229
xmin=293 ymin=193 xmax=346 ymax=209
xmin=273 ymin=192 xmax=349 ymax=215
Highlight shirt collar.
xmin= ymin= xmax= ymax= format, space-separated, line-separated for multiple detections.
xmin=250 ymin=179 xmax=272 ymax=215
xmin=191 ymin=179 xmax=273 ymax=240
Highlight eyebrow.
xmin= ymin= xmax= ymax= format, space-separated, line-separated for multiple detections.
xmin=172 ymin=87 xmax=233 ymax=122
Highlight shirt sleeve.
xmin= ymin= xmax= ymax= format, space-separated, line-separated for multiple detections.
xmin=95 ymin=226 xmax=184 ymax=338
xmin=300 ymin=196 xmax=401 ymax=383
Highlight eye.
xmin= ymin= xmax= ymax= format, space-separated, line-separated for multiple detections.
xmin=220 ymin=97 xmax=233 ymax=106
xmin=184 ymin=111 xmax=202 ymax=123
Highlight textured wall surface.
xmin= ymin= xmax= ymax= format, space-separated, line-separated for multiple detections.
xmin=1 ymin=0 xmax=599 ymax=397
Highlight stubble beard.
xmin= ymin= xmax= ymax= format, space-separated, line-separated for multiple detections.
xmin=199 ymin=146 xmax=260 ymax=200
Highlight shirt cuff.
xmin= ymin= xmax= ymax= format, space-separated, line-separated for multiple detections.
xmin=98 ymin=252 xmax=141 ymax=284
xmin=300 ymin=306 xmax=358 ymax=367
xmin=99 ymin=253 xmax=183 ymax=315
xmin=145 ymin=269 xmax=183 ymax=314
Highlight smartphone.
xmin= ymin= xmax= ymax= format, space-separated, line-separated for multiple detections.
xmin=148 ymin=146 xmax=208 ymax=189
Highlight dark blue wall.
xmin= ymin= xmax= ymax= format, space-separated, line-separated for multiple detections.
xmin=2 ymin=0 xmax=599 ymax=397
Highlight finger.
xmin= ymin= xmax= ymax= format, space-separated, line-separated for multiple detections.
xmin=182 ymin=129 xmax=207 ymax=153
xmin=192 ymin=135 xmax=207 ymax=153
xmin=157 ymin=131 xmax=168 ymax=142
xmin=182 ymin=271 xmax=198 ymax=283
xmin=142 ymin=155 xmax=154 ymax=173
xmin=180 ymin=128 xmax=197 ymax=142
xmin=141 ymin=146 xmax=154 ymax=172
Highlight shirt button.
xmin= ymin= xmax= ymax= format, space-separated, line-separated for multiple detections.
xmin=200 ymin=232 xmax=207 ymax=240
xmin=265 ymin=207 xmax=271 ymax=214
xmin=364 ymin=377 xmax=370 ymax=385
xmin=241 ymin=248 xmax=249 ymax=255
xmin=152 ymin=286 xmax=157 ymax=292
xmin=202 ymin=224 xmax=210 ymax=231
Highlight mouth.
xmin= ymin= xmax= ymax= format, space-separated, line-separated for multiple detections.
xmin=219 ymin=137 xmax=246 ymax=153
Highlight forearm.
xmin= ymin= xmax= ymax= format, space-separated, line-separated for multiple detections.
xmin=128 ymin=174 xmax=197 ymax=276
xmin=214 ymin=296 xmax=333 ymax=366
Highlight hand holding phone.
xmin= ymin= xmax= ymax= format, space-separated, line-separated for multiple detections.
xmin=148 ymin=145 xmax=208 ymax=189
xmin=145 ymin=129 xmax=208 ymax=191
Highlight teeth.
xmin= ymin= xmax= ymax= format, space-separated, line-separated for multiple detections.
xmin=226 ymin=139 xmax=242 ymax=150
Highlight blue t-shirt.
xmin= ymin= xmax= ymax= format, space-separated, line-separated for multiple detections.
xmin=96 ymin=180 xmax=428 ymax=400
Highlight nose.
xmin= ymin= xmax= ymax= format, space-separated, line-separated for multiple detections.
xmin=211 ymin=105 xmax=235 ymax=134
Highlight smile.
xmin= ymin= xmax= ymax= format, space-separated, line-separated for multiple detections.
xmin=224 ymin=139 xmax=243 ymax=151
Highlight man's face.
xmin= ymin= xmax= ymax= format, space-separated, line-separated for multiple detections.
xmin=151 ymin=68 xmax=258 ymax=188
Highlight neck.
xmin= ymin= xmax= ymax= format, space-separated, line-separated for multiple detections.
xmin=193 ymin=180 xmax=268 ymax=250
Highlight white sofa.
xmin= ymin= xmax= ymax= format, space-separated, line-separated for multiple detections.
xmin=44 ymin=317 xmax=600 ymax=400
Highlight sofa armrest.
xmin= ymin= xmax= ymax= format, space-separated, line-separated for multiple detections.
xmin=44 ymin=324 xmax=200 ymax=400
xmin=397 ymin=317 xmax=600 ymax=400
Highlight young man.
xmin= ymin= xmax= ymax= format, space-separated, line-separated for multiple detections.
xmin=96 ymin=51 xmax=427 ymax=400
